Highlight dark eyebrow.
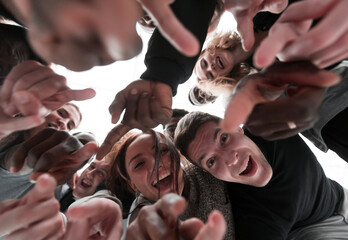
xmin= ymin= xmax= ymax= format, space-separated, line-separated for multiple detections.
xmin=128 ymin=145 xmax=155 ymax=167
xmin=128 ymin=153 xmax=143 ymax=167
xmin=198 ymin=128 xmax=220 ymax=166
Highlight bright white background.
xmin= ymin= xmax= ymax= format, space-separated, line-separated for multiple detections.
xmin=54 ymin=12 xmax=348 ymax=189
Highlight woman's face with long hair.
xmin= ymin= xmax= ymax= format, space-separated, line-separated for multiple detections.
xmin=195 ymin=48 xmax=234 ymax=81
xmin=124 ymin=133 xmax=184 ymax=202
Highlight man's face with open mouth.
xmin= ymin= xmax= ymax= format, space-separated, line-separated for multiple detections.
xmin=187 ymin=121 xmax=273 ymax=187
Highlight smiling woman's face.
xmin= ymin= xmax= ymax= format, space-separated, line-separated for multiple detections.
xmin=125 ymin=133 xmax=184 ymax=201
xmin=195 ymin=48 xmax=234 ymax=81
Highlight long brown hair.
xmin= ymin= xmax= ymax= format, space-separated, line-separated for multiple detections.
xmin=107 ymin=131 xmax=181 ymax=202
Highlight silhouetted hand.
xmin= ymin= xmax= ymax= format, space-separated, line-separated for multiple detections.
xmin=254 ymin=0 xmax=348 ymax=68
xmin=221 ymin=61 xmax=340 ymax=134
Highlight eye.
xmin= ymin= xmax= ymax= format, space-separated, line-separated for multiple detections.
xmin=160 ymin=147 xmax=169 ymax=155
xmin=220 ymin=133 xmax=228 ymax=145
xmin=57 ymin=110 xmax=64 ymax=117
xmin=202 ymin=59 xmax=207 ymax=68
xmin=134 ymin=161 xmax=144 ymax=170
xmin=206 ymin=157 xmax=215 ymax=168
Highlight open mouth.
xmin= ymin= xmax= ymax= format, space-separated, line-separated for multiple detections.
xmin=81 ymin=179 xmax=92 ymax=188
xmin=240 ymin=156 xmax=255 ymax=176
xmin=217 ymin=56 xmax=224 ymax=69
xmin=152 ymin=172 xmax=172 ymax=189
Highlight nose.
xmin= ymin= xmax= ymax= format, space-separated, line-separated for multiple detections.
xmin=57 ymin=119 xmax=68 ymax=130
xmin=225 ymin=151 xmax=239 ymax=167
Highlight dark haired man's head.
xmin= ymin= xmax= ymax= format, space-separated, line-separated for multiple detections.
xmin=163 ymin=109 xmax=189 ymax=140
xmin=175 ymin=111 xmax=272 ymax=187
xmin=174 ymin=111 xmax=219 ymax=160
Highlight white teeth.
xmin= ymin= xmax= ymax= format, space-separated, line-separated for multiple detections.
xmin=82 ymin=179 xmax=92 ymax=187
xmin=152 ymin=171 xmax=170 ymax=186
xmin=240 ymin=157 xmax=250 ymax=174
xmin=217 ymin=57 xmax=224 ymax=69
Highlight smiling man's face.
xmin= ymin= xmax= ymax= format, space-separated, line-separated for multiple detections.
xmin=187 ymin=121 xmax=273 ymax=187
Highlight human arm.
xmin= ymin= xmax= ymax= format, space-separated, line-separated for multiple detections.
xmin=254 ymin=0 xmax=348 ymax=69
xmin=0 ymin=174 xmax=65 ymax=240
xmin=221 ymin=61 xmax=340 ymax=134
xmin=125 ymin=193 xmax=226 ymax=240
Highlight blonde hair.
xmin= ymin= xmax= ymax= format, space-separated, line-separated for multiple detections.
xmin=194 ymin=31 xmax=254 ymax=96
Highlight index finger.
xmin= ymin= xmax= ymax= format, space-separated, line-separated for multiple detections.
xmin=139 ymin=0 xmax=199 ymax=56
xmin=1 ymin=61 xmax=41 ymax=106
xmin=96 ymin=124 xmax=131 ymax=160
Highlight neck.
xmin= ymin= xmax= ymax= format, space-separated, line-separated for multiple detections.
xmin=0 ymin=0 xmax=30 ymax=25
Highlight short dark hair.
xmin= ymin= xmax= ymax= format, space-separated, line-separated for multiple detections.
xmin=172 ymin=109 xmax=189 ymax=118
xmin=174 ymin=111 xmax=220 ymax=163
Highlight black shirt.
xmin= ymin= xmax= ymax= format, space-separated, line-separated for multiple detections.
xmin=141 ymin=0 xmax=216 ymax=95
xmin=228 ymin=131 xmax=343 ymax=240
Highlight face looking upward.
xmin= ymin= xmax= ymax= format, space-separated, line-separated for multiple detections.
xmin=187 ymin=121 xmax=272 ymax=187
xmin=125 ymin=133 xmax=184 ymax=202
xmin=73 ymin=160 xmax=108 ymax=199
xmin=195 ymin=48 xmax=235 ymax=81
xmin=27 ymin=104 xmax=81 ymax=137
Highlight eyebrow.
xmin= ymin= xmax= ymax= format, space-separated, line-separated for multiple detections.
xmin=128 ymin=144 xmax=156 ymax=167
xmin=198 ymin=128 xmax=220 ymax=166
xmin=128 ymin=153 xmax=143 ymax=167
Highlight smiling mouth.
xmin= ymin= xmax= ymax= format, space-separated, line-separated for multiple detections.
xmin=240 ymin=156 xmax=253 ymax=175
xmin=217 ymin=56 xmax=224 ymax=69
xmin=81 ymin=179 xmax=92 ymax=188
xmin=152 ymin=172 xmax=172 ymax=189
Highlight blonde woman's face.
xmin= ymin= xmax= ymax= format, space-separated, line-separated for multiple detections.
xmin=195 ymin=48 xmax=234 ymax=81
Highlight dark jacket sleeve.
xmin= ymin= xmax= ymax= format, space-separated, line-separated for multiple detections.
xmin=140 ymin=0 xmax=216 ymax=95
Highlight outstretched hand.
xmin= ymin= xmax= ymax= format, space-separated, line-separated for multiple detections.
xmin=221 ymin=61 xmax=340 ymax=134
xmin=139 ymin=0 xmax=200 ymax=57
xmin=0 ymin=60 xmax=96 ymax=116
xmin=64 ymin=198 xmax=123 ymax=240
xmin=125 ymin=193 xmax=226 ymax=240
xmin=224 ymin=0 xmax=288 ymax=51
xmin=97 ymin=79 xmax=172 ymax=160
xmin=254 ymin=0 xmax=348 ymax=68
xmin=0 ymin=174 xmax=65 ymax=240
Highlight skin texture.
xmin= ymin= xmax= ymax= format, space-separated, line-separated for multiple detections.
xmin=4 ymin=0 xmax=199 ymax=71
xmin=1 ymin=60 xmax=96 ymax=115
xmin=221 ymin=61 xmax=341 ymax=137
xmin=64 ymin=198 xmax=123 ymax=240
xmin=3 ymin=128 xmax=98 ymax=185
xmin=254 ymin=0 xmax=348 ymax=69
xmin=125 ymin=133 xmax=184 ymax=201
xmin=97 ymin=80 xmax=172 ymax=160
xmin=0 ymin=174 xmax=65 ymax=240
xmin=73 ymin=160 xmax=108 ymax=199
xmin=187 ymin=121 xmax=273 ymax=187
xmin=125 ymin=193 xmax=226 ymax=240
xmin=195 ymin=48 xmax=235 ymax=81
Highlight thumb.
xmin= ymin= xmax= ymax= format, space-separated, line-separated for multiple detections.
xmin=235 ymin=13 xmax=255 ymax=51
xmin=25 ymin=174 xmax=57 ymax=203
